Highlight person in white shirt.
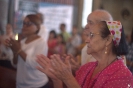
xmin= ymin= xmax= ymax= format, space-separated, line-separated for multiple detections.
xmin=36 ymin=13 xmax=49 ymax=42
xmin=0 ymin=24 xmax=14 ymax=61
xmin=67 ymin=26 xmax=81 ymax=56
xmin=5 ymin=14 xmax=48 ymax=88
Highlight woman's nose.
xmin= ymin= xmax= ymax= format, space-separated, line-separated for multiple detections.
xmin=85 ymin=24 xmax=89 ymax=29
xmin=85 ymin=35 xmax=91 ymax=44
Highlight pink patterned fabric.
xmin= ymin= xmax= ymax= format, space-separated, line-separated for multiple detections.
xmin=75 ymin=59 xmax=133 ymax=88
xmin=106 ymin=21 xmax=122 ymax=46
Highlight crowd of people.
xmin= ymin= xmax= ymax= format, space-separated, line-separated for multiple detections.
xmin=0 ymin=9 xmax=133 ymax=88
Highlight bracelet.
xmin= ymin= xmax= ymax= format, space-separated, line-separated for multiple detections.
xmin=16 ymin=49 xmax=22 ymax=55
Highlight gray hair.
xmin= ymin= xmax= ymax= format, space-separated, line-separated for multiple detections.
xmin=92 ymin=9 xmax=113 ymax=21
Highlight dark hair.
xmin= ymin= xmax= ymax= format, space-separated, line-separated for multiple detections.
xmin=50 ymin=30 xmax=57 ymax=38
xmin=60 ymin=23 xmax=66 ymax=28
xmin=26 ymin=14 xmax=41 ymax=34
xmin=99 ymin=21 xmax=128 ymax=56
xmin=130 ymin=28 xmax=133 ymax=44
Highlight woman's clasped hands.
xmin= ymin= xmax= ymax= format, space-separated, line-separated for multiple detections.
xmin=36 ymin=54 xmax=74 ymax=82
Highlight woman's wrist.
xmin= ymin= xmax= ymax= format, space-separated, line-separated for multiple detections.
xmin=16 ymin=48 xmax=22 ymax=55
xmin=52 ymin=78 xmax=62 ymax=83
xmin=63 ymin=76 xmax=80 ymax=88
xmin=52 ymin=79 xmax=63 ymax=88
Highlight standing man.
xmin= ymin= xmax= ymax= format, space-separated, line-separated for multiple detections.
xmin=67 ymin=25 xmax=81 ymax=56
xmin=59 ymin=23 xmax=70 ymax=43
xmin=36 ymin=13 xmax=49 ymax=42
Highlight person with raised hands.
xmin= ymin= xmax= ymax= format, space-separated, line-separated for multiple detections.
xmin=37 ymin=21 xmax=133 ymax=88
xmin=5 ymin=14 xmax=49 ymax=88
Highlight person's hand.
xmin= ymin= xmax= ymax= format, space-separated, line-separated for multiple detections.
xmin=36 ymin=54 xmax=58 ymax=80
xmin=50 ymin=54 xmax=73 ymax=81
xmin=4 ymin=39 xmax=9 ymax=46
xmin=5 ymin=38 xmax=21 ymax=53
xmin=61 ymin=54 xmax=81 ymax=72
xmin=69 ymin=54 xmax=81 ymax=72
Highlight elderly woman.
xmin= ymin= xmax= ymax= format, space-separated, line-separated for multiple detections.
xmin=37 ymin=21 xmax=133 ymax=88
xmin=5 ymin=14 xmax=48 ymax=88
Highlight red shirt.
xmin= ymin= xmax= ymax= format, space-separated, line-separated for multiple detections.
xmin=75 ymin=59 xmax=133 ymax=88
xmin=48 ymin=39 xmax=57 ymax=58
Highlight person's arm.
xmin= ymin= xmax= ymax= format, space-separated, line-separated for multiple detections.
xmin=9 ymin=39 xmax=27 ymax=62
xmin=4 ymin=38 xmax=26 ymax=64
xmin=62 ymin=75 xmax=80 ymax=88
xmin=17 ymin=49 xmax=27 ymax=61
xmin=36 ymin=54 xmax=63 ymax=88
xmin=50 ymin=54 xmax=81 ymax=88
xmin=12 ymin=53 xmax=18 ymax=65
xmin=52 ymin=77 xmax=80 ymax=88
xmin=10 ymin=46 xmax=27 ymax=65
xmin=37 ymin=54 xmax=81 ymax=88
xmin=52 ymin=79 xmax=63 ymax=88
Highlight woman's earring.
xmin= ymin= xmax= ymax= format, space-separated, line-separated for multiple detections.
xmin=105 ymin=46 xmax=107 ymax=54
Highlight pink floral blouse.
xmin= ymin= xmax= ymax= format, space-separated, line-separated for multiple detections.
xmin=75 ymin=59 xmax=133 ymax=88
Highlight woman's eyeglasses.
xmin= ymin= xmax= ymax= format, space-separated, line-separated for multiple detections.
xmin=87 ymin=32 xmax=100 ymax=39
xmin=23 ymin=22 xmax=35 ymax=27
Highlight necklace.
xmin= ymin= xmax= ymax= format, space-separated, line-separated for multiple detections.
xmin=81 ymin=58 xmax=117 ymax=88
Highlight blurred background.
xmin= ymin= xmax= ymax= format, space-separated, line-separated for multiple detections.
xmin=0 ymin=0 xmax=132 ymax=35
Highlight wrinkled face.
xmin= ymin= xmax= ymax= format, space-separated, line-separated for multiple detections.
xmin=84 ymin=13 xmax=100 ymax=40
xmin=85 ymin=24 xmax=107 ymax=55
xmin=22 ymin=17 xmax=38 ymax=37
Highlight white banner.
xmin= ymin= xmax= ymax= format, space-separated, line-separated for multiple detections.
xmin=39 ymin=3 xmax=73 ymax=33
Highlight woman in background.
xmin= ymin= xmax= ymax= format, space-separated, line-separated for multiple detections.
xmin=5 ymin=14 xmax=49 ymax=88
xmin=48 ymin=30 xmax=57 ymax=58
xmin=54 ymin=34 xmax=66 ymax=58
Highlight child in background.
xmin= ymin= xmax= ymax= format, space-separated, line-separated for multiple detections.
xmin=48 ymin=30 xmax=57 ymax=58
xmin=54 ymin=34 xmax=66 ymax=58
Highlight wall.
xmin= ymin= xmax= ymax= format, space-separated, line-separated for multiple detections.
xmin=93 ymin=0 xmax=133 ymax=35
